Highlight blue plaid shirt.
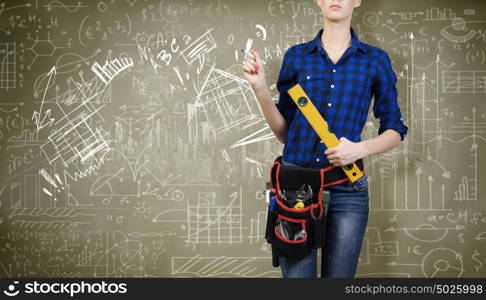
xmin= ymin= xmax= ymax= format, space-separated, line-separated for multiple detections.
xmin=275 ymin=27 xmax=408 ymax=168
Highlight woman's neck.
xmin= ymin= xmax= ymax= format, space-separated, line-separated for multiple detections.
xmin=321 ymin=19 xmax=352 ymax=50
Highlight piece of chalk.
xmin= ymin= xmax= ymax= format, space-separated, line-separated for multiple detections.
xmin=241 ymin=49 xmax=267 ymax=66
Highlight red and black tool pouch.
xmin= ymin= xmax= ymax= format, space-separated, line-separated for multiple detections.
xmin=265 ymin=155 xmax=328 ymax=268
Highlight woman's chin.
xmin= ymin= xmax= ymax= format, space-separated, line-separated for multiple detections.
xmin=324 ymin=14 xmax=349 ymax=22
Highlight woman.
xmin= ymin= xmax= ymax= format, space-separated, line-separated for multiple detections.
xmin=243 ymin=0 xmax=408 ymax=278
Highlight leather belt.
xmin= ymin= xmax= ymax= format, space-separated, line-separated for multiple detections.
xmin=270 ymin=155 xmax=365 ymax=198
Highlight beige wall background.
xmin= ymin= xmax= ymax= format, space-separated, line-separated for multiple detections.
xmin=0 ymin=0 xmax=485 ymax=277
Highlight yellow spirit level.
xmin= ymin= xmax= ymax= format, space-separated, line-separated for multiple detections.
xmin=287 ymin=83 xmax=363 ymax=183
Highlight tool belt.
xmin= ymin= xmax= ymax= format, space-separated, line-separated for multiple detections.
xmin=264 ymin=155 xmax=365 ymax=268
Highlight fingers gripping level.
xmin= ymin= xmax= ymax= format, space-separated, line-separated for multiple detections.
xmin=287 ymin=84 xmax=363 ymax=183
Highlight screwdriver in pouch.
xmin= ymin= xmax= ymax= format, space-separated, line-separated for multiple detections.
xmin=322 ymin=190 xmax=330 ymax=216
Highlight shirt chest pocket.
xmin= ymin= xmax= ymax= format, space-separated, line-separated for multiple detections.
xmin=296 ymin=72 xmax=330 ymax=111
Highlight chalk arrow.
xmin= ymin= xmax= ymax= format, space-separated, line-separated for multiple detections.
xmin=32 ymin=66 xmax=56 ymax=133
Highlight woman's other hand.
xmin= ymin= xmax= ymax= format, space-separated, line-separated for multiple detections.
xmin=325 ymin=137 xmax=369 ymax=167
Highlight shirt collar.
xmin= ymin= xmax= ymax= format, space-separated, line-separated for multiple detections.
xmin=306 ymin=27 xmax=367 ymax=54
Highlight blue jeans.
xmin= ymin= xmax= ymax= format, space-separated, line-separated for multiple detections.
xmin=278 ymin=159 xmax=369 ymax=278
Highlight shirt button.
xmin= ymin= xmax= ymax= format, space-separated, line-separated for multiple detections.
xmin=331 ymin=84 xmax=335 ymax=88
xmin=328 ymin=102 xmax=332 ymax=107
xmin=316 ymin=158 xmax=320 ymax=162
xmin=306 ymin=75 xmax=311 ymax=80
xmin=332 ymin=69 xmax=336 ymax=73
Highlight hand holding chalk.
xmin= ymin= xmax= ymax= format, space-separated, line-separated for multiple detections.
xmin=242 ymin=48 xmax=267 ymax=91
xmin=241 ymin=49 xmax=267 ymax=66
